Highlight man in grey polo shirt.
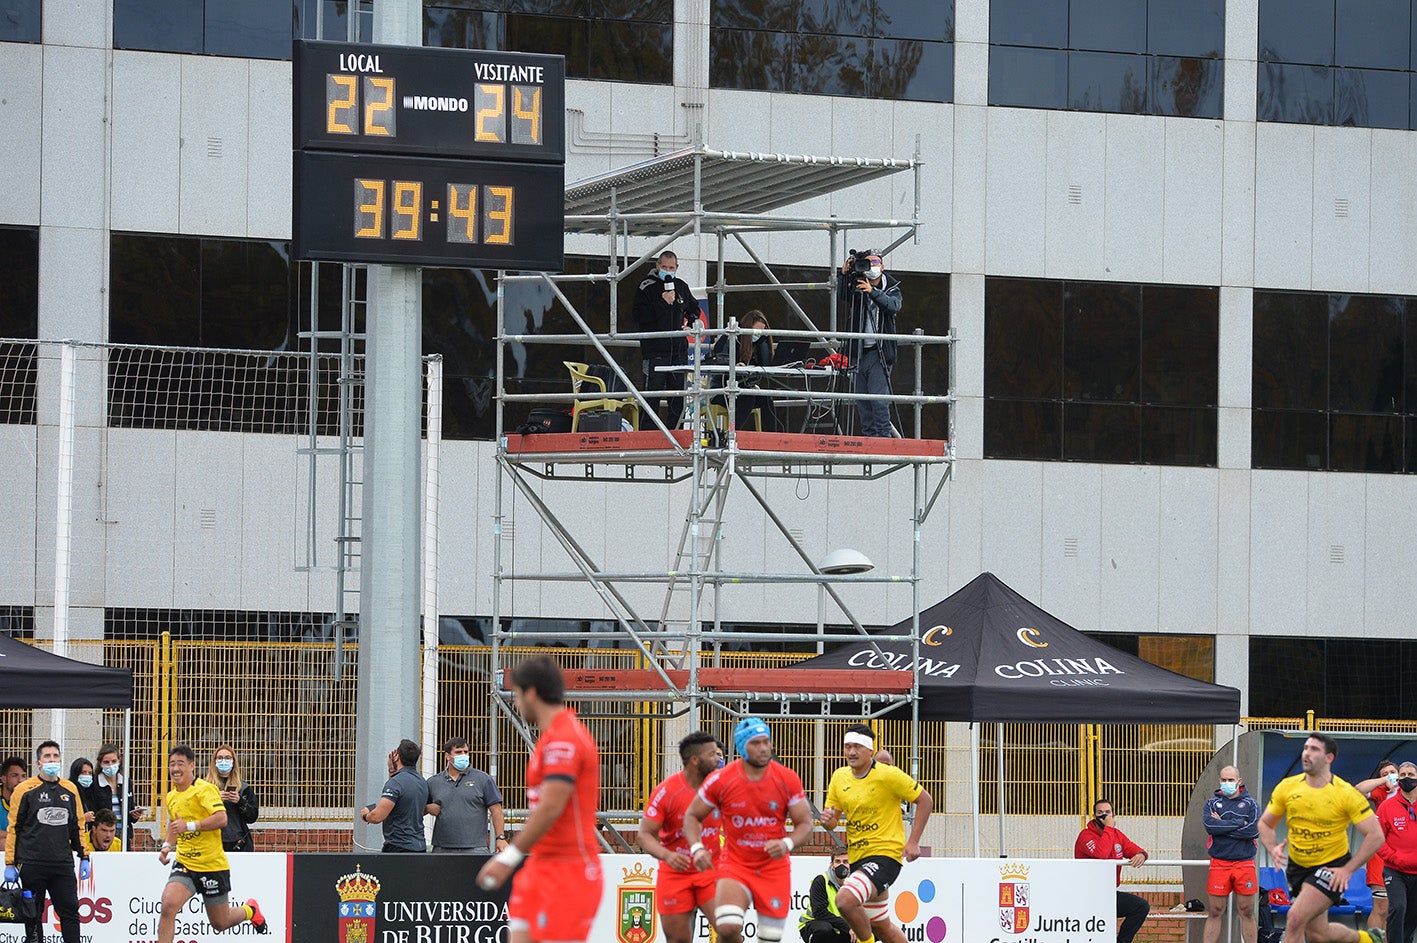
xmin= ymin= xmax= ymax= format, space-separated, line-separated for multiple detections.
xmin=360 ymin=739 xmax=428 ymax=853
xmin=425 ymin=737 xmax=508 ymax=854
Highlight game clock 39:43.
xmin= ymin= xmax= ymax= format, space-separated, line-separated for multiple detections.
xmin=294 ymin=152 xmax=564 ymax=270
xmin=292 ymin=40 xmax=565 ymax=271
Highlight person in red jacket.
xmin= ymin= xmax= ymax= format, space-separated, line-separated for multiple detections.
xmin=1378 ymin=762 xmax=1417 ymax=943
xmin=1074 ymin=798 xmax=1150 ymax=943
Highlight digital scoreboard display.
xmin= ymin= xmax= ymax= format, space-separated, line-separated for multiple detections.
xmin=292 ymin=40 xmax=565 ymax=270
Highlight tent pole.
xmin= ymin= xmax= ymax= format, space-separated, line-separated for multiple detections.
xmin=970 ymin=722 xmax=980 ymax=856
xmin=996 ymin=721 xmax=1005 ymax=856
xmin=122 ymin=707 xmax=132 ymax=848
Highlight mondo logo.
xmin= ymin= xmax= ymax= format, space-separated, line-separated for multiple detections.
xmin=893 ymin=879 xmax=946 ymax=943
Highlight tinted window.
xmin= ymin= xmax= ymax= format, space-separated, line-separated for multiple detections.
xmin=109 ymin=234 xmax=292 ymax=350
xmin=1069 ymin=0 xmax=1145 ymax=54
xmin=990 ymin=0 xmax=1067 ymax=47
xmin=114 ymin=0 xmax=204 ymax=53
xmin=204 ymin=0 xmax=292 ymax=59
xmin=1152 ymin=56 xmax=1224 ymax=117
xmin=1259 ymin=0 xmax=1417 ymax=128
xmin=1252 ymin=409 xmax=1328 ymax=469
xmin=1258 ymin=63 xmax=1335 ymax=123
xmin=0 ymin=226 xmax=39 ymax=339
xmin=1334 ymin=0 xmax=1409 ymax=69
xmin=1253 ymin=290 xmax=1417 ymax=472
xmin=1258 ymin=0 xmax=1335 ymax=64
xmin=990 ymin=0 xmax=1223 ymax=117
xmin=1251 ymin=636 xmax=1417 ymax=719
xmin=1064 ymin=282 xmax=1140 ymax=402
xmin=990 ymin=45 xmax=1068 ymax=108
xmin=0 ymin=0 xmax=40 ymax=42
xmin=985 ymin=276 xmax=1218 ymax=466
xmin=1147 ymin=0 xmax=1223 ymax=58
xmin=985 ymin=278 xmax=1063 ymax=399
xmin=1252 ymin=291 xmax=1328 ymax=411
xmin=1334 ymin=67 xmax=1411 ymax=128
xmin=712 ymin=0 xmax=954 ymax=101
xmin=1141 ymin=285 xmax=1219 ymax=406
xmin=1069 ymin=51 xmax=1149 ymax=112
xmin=876 ymin=0 xmax=954 ymax=42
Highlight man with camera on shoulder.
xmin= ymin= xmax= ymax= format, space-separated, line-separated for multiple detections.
xmin=634 ymin=249 xmax=698 ymax=427
xmin=838 ymin=250 xmax=901 ymax=438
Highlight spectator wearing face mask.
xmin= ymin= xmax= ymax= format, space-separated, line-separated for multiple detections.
xmin=424 ymin=737 xmax=506 ymax=854
xmin=1074 ymin=799 xmax=1149 ymax=943
xmin=1358 ymin=760 xmax=1402 ymax=936
xmin=1201 ymin=766 xmax=1260 ymax=943
xmin=205 ymin=745 xmax=258 ymax=852
xmin=1377 ymin=762 xmax=1417 ymax=943
xmin=93 ymin=743 xmax=142 ymax=845
xmin=799 ymin=850 xmax=853 ymax=943
xmin=68 ymin=758 xmax=102 ymax=835
xmin=633 ymin=249 xmax=697 ymax=427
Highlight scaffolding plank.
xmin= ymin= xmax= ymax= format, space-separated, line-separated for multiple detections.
xmin=734 ymin=432 xmax=947 ymax=457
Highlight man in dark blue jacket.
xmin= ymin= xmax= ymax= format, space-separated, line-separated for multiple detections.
xmin=1202 ymin=765 xmax=1261 ymax=943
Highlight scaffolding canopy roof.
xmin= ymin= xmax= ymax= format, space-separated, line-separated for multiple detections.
xmin=563 ymin=146 xmax=918 ymax=235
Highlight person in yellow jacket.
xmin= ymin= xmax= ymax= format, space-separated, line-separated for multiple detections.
xmin=799 ymin=851 xmax=852 ymax=943
xmin=156 ymin=745 xmax=269 ymax=943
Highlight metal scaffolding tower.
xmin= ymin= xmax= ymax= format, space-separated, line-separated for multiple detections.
xmin=488 ymin=146 xmax=955 ymax=791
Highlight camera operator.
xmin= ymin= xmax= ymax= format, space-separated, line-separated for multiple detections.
xmin=635 ymin=250 xmax=698 ymax=427
xmin=838 ymin=250 xmax=902 ymax=438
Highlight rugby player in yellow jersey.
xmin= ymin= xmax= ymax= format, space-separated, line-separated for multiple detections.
xmin=157 ymin=745 xmax=268 ymax=943
xmin=1258 ymin=732 xmax=1386 ymax=943
xmin=818 ymin=725 xmax=933 ymax=943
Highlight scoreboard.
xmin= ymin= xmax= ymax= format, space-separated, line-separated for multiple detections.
xmin=292 ymin=41 xmax=565 ymax=270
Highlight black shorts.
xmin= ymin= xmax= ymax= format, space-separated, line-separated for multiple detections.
xmin=168 ymin=864 xmax=232 ymax=904
xmin=849 ymin=856 xmax=903 ymax=895
xmin=1286 ymin=854 xmax=1351 ymax=906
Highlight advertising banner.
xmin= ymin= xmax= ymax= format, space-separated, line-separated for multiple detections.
xmin=0 ymin=852 xmax=290 ymax=943
xmin=590 ymin=854 xmax=1117 ymax=943
xmin=290 ymin=853 xmax=507 ymax=943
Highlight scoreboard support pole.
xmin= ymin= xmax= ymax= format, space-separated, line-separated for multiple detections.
xmin=353 ymin=0 xmax=425 ymax=852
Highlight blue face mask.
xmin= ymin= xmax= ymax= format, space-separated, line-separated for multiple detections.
xmin=215 ymin=759 xmax=234 ymax=775
xmin=658 ymin=268 xmax=676 ymax=282
xmin=1220 ymin=781 xmax=1238 ymax=797
xmin=101 ymin=764 xmax=119 ymax=779
xmin=41 ymin=762 xmax=62 ymax=779
xmin=77 ymin=774 xmax=93 ymax=788
xmin=452 ymin=754 xmax=471 ymax=772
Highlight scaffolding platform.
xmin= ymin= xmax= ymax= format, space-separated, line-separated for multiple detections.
xmin=504 ymin=429 xmax=949 ymax=460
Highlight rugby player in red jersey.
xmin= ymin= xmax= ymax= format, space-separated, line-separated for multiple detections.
xmin=638 ymin=731 xmax=725 ymax=943
xmin=682 ymin=717 xmax=814 ymax=943
xmin=476 ymin=656 xmax=603 ymax=943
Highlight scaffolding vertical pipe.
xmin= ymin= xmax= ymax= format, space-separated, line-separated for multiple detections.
xmin=490 ymin=271 xmax=507 ymax=786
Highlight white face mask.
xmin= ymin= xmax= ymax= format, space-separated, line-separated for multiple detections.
xmin=867 ymin=265 xmax=882 ymax=279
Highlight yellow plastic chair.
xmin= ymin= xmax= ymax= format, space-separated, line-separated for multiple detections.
xmin=703 ymin=403 xmax=763 ymax=433
xmin=564 ymin=361 xmax=640 ymax=431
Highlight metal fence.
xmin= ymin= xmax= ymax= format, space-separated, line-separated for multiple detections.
xmin=0 ymin=636 xmax=1320 ymax=858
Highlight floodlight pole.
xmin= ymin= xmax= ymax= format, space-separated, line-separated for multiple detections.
xmin=353 ymin=0 xmax=424 ymax=851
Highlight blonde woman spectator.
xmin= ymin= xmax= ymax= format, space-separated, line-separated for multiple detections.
xmin=204 ymin=745 xmax=258 ymax=852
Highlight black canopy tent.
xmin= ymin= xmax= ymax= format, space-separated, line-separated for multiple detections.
xmin=791 ymin=572 xmax=1242 ymax=851
xmin=0 ymin=633 xmax=136 ymax=831
xmin=0 ymin=633 xmax=133 ymax=708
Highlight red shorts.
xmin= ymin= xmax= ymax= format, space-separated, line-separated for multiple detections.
xmin=509 ymin=856 xmax=604 ymax=941
xmin=1207 ymin=859 xmax=1258 ymax=897
xmin=658 ymin=864 xmax=717 ymax=914
xmin=1368 ymin=853 xmax=1388 ymax=892
xmin=719 ymin=858 xmax=791 ymax=919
